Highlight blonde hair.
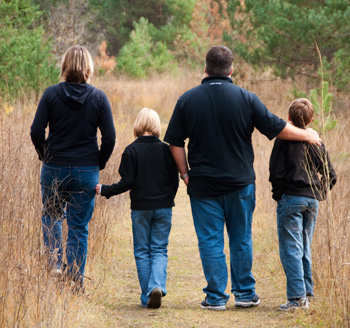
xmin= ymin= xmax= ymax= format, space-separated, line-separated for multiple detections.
xmin=288 ymin=98 xmax=314 ymax=128
xmin=133 ymin=108 xmax=161 ymax=138
xmin=60 ymin=45 xmax=94 ymax=83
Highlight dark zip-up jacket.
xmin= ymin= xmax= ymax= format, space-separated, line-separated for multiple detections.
xmin=269 ymin=139 xmax=337 ymax=201
xmin=101 ymin=136 xmax=179 ymax=210
xmin=30 ymin=82 xmax=116 ymax=170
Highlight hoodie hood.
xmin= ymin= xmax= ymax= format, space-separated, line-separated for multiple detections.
xmin=56 ymin=82 xmax=94 ymax=108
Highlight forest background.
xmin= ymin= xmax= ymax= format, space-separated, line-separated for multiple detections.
xmin=0 ymin=0 xmax=350 ymax=327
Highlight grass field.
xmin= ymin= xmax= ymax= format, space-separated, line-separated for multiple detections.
xmin=0 ymin=70 xmax=349 ymax=327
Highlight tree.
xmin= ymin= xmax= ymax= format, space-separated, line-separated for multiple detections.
xmin=33 ymin=0 xmax=101 ymax=58
xmin=117 ymin=18 xmax=175 ymax=77
xmin=174 ymin=0 xmax=230 ymax=64
xmin=227 ymin=0 xmax=350 ymax=90
xmin=0 ymin=0 xmax=58 ymax=100
xmin=88 ymin=0 xmax=169 ymax=55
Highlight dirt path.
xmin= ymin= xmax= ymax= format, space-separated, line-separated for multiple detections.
xmin=88 ymin=181 xmax=313 ymax=328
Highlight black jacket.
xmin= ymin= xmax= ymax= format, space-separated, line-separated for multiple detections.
xmin=101 ymin=136 xmax=179 ymax=210
xmin=269 ymin=139 xmax=337 ymax=201
xmin=30 ymin=82 xmax=116 ymax=170
xmin=164 ymin=75 xmax=286 ymax=197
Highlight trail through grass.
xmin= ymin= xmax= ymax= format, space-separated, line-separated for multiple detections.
xmin=87 ymin=181 xmax=315 ymax=328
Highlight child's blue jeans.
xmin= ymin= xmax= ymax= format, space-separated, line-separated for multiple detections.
xmin=131 ymin=208 xmax=172 ymax=306
xmin=277 ymin=194 xmax=319 ymax=300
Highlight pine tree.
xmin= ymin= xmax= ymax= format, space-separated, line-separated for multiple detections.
xmin=228 ymin=0 xmax=350 ymax=91
xmin=0 ymin=0 xmax=58 ymax=100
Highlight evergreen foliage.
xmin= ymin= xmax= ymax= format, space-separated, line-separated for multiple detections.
xmin=88 ymin=0 xmax=170 ymax=55
xmin=228 ymin=0 xmax=350 ymax=90
xmin=310 ymin=81 xmax=337 ymax=131
xmin=117 ymin=18 xmax=176 ymax=78
xmin=0 ymin=0 xmax=58 ymax=99
xmin=87 ymin=0 xmax=198 ymax=58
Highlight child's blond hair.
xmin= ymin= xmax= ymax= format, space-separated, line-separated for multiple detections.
xmin=288 ymin=98 xmax=314 ymax=128
xmin=133 ymin=108 xmax=161 ymax=138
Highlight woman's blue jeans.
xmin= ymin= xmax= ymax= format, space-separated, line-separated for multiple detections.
xmin=277 ymin=194 xmax=319 ymax=300
xmin=190 ymin=183 xmax=256 ymax=305
xmin=40 ymin=163 xmax=99 ymax=281
xmin=131 ymin=208 xmax=172 ymax=306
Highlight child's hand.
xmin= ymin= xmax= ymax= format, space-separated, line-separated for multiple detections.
xmin=95 ymin=184 xmax=102 ymax=195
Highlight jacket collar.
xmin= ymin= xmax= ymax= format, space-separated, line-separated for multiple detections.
xmin=201 ymin=75 xmax=233 ymax=84
xmin=135 ymin=135 xmax=160 ymax=142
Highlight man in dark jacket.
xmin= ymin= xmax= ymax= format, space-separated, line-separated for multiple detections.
xmin=164 ymin=46 xmax=321 ymax=310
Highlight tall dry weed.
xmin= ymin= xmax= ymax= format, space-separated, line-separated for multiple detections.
xmin=0 ymin=70 xmax=349 ymax=327
xmin=249 ymin=73 xmax=350 ymax=327
xmin=0 ymin=71 xmax=199 ymax=327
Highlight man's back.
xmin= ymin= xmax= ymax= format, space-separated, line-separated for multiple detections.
xmin=165 ymin=75 xmax=286 ymax=196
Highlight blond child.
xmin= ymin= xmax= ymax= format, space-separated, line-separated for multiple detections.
xmin=96 ymin=108 xmax=178 ymax=309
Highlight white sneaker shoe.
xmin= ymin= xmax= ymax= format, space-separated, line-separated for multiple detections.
xmin=279 ymin=297 xmax=309 ymax=311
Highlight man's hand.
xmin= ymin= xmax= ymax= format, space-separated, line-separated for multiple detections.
xmin=305 ymin=128 xmax=321 ymax=146
xmin=183 ymin=176 xmax=189 ymax=186
xmin=277 ymin=123 xmax=321 ymax=146
xmin=170 ymin=145 xmax=190 ymax=186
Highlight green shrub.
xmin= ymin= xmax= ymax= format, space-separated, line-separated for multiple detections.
xmin=0 ymin=0 xmax=59 ymax=100
xmin=117 ymin=17 xmax=176 ymax=78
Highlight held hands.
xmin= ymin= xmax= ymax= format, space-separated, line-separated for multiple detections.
xmin=305 ymin=128 xmax=322 ymax=146
xmin=95 ymin=184 xmax=102 ymax=195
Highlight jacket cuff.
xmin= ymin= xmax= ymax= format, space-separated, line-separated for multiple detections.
xmin=100 ymin=185 xmax=111 ymax=199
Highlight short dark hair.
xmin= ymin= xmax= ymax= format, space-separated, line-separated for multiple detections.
xmin=288 ymin=98 xmax=314 ymax=128
xmin=205 ymin=46 xmax=234 ymax=76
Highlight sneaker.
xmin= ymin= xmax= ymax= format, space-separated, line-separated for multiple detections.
xmin=306 ymin=293 xmax=314 ymax=303
xmin=69 ymin=280 xmax=86 ymax=295
xmin=50 ymin=268 xmax=63 ymax=275
xmin=147 ymin=288 xmax=162 ymax=309
xmin=200 ymin=298 xmax=226 ymax=311
xmin=49 ymin=262 xmax=67 ymax=280
xmin=235 ymin=294 xmax=260 ymax=308
xmin=279 ymin=297 xmax=309 ymax=311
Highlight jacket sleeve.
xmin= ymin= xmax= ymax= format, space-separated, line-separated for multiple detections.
xmin=30 ymin=90 xmax=50 ymax=160
xmin=100 ymin=151 xmax=135 ymax=199
xmin=98 ymin=93 xmax=116 ymax=170
xmin=269 ymin=139 xmax=286 ymax=201
xmin=168 ymin=151 xmax=179 ymax=197
xmin=164 ymin=99 xmax=187 ymax=147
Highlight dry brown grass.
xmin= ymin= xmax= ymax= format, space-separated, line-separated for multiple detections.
xmin=0 ymin=70 xmax=349 ymax=327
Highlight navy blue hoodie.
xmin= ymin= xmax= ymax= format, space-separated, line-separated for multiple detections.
xmin=31 ymin=82 xmax=116 ymax=170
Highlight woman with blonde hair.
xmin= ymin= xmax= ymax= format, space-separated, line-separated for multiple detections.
xmin=31 ymin=45 xmax=116 ymax=291
xmin=96 ymin=107 xmax=179 ymax=308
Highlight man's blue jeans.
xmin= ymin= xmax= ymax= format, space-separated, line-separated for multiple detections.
xmin=277 ymin=194 xmax=319 ymax=300
xmin=41 ymin=163 xmax=99 ymax=281
xmin=131 ymin=208 xmax=172 ymax=306
xmin=190 ymin=183 xmax=256 ymax=305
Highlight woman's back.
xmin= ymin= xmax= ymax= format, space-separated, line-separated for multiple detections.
xmin=31 ymin=82 xmax=115 ymax=168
